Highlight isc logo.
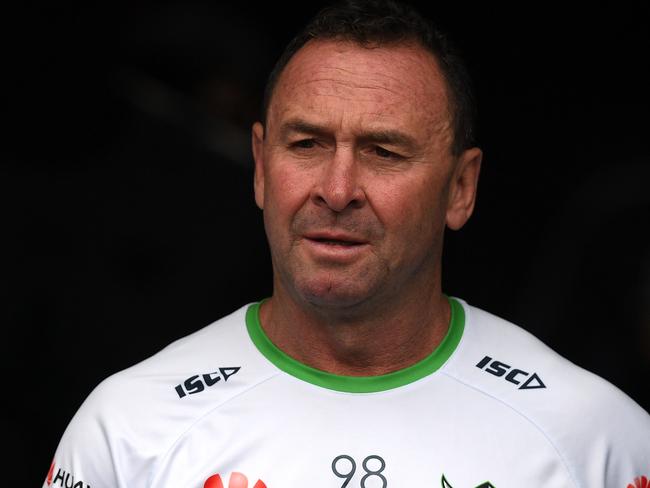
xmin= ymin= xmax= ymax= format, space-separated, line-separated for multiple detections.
xmin=175 ymin=367 xmax=241 ymax=398
xmin=475 ymin=356 xmax=546 ymax=390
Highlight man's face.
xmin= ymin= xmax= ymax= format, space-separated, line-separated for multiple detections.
xmin=253 ymin=39 xmax=480 ymax=311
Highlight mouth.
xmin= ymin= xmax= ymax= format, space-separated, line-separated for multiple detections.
xmin=301 ymin=232 xmax=369 ymax=262
xmin=308 ymin=237 xmax=363 ymax=247
xmin=303 ymin=232 xmax=367 ymax=247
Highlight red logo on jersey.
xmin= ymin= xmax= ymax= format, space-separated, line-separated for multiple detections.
xmin=204 ymin=472 xmax=267 ymax=488
xmin=46 ymin=459 xmax=55 ymax=486
xmin=628 ymin=476 xmax=649 ymax=488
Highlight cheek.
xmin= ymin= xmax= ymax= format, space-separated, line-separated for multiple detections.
xmin=263 ymin=162 xmax=317 ymax=246
xmin=264 ymin=164 xmax=309 ymax=213
xmin=371 ymin=176 xmax=447 ymax=230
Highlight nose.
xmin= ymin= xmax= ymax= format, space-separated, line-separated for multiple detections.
xmin=311 ymin=147 xmax=366 ymax=212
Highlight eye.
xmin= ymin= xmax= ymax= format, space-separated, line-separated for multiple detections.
xmin=290 ymin=139 xmax=316 ymax=149
xmin=374 ymin=146 xmax=398 ymax=158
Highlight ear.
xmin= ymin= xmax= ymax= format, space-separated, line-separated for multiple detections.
xmin=445 ymin=147 xmax=482 ymax=230
xmin=252 ymin=121 xmax=265 ymax=210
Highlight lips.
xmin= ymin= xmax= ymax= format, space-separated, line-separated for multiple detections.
xmin=312 ymin=239 xmax=358 ymax=246
xmin=303 ymin=232 xmax=367 ymax=246
xmin=300 ymin=230 xmax=370 ymax=264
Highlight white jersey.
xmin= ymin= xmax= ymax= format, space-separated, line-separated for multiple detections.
xmin=43 ymin=298 xmax=650 ymax=488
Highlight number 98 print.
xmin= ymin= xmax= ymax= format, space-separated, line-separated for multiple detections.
xmin=330 ymin=455 xmax=496 ymax=488
xmin=331 ymin=455 xmax=387 ymax=488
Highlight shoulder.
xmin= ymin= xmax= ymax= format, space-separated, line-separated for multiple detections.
xmin=443 ymin=298 xmax=650 ymax=485
xmin=84 ymin=302 xmax=276 ymax=428
xmin=50 ymin=302 xmax=278 ymax=487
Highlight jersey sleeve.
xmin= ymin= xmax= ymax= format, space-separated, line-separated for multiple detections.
xmin=41 ymin=370 xmax=163 ymax=488
xmin=42 ymin=379 xmax=122 ymax=488
xmin=573 ymin=382 xmax=650 ymax=486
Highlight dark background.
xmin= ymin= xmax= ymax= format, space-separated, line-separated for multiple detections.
xmin=4 ymin=2 xmax=649 ymax=485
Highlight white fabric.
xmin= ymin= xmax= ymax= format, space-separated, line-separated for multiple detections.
xmin=43 ymin=299 xmax=650 ymax=488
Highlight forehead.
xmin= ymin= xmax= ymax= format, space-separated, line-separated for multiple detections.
xmin=267 ymin=39 xmax=451 ymax=138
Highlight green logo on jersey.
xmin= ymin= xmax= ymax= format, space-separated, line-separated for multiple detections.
xmin=442 ymin=474 xmax=495 ymax=488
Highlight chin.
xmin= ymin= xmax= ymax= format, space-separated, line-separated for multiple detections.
xmin=298 ymin=278 xmax=377 ymax=311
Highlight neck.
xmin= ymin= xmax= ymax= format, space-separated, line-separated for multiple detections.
xmin=258 ymin=283 xmax=451 ymax=376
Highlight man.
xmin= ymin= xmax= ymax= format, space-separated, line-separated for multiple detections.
xmin=44 ymin=1 xmax=649 ymax=487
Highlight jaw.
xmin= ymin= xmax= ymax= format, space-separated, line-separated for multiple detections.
xmin=271 ymin=240 xmax=441 ymax=322
xmin=279 ymin=252 xmax=388 ymax=313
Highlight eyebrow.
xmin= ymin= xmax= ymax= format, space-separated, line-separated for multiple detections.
xmin=357 ymin=130 xmax=418 ymax=151
xmin=279 ymin=118 xmax=419 ymax=151
xmin=280 ymin=120 xmax=331 ymax=140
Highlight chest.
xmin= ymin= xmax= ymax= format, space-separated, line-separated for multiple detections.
xmin=149 ymin=377 xmax=573 ymax=488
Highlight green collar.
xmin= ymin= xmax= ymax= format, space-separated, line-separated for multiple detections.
xmin=245 ymin=297 xmax=465 ymax=393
